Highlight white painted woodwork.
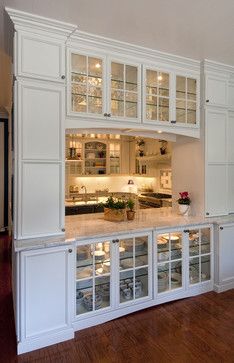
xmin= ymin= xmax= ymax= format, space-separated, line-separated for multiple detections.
xmin=206 ymin=75 xmax=228 ymax=107
xmin=228 ymin=82 xmax=234 ymax=109
xmin=228 ymin=164 xmax=234 ymax=213
xmin=0 ymin=123 xmax=4 ymax=230
xmin=216 ymin=224 xmax=234 ymax=291
xmin=21 ymin=162 xmax=63 ymax=237
xmin=19 ymin=81 xmax=64 ymax=160
xmin=206 ymin=108 xmax=227 ymax=163
xmin=18 ymin=245 xmax=74 ymax=352
xmin=227 ymin=112 xmax=234 ymax=162
xmin=205 ymin=164 xmax=228 ymax=216
xmin=16 ymin=31 xmax=65 ymax=82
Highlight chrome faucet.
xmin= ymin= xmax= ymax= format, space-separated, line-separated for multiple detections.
xmin=81 ymin=185 xmax=88 ymax=203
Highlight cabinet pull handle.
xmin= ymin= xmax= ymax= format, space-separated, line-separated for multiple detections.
xmin=206 ymin=212 xmax=210 ymax=216
xmin=220 ymin=226 xmax=224 ymax=230
xmin=61 ymin=75 xmax=65 ymax=80
xmin=183 ymin=229 xmax=189 ymax=233
xmin=104 ymin=112 xmax=108 ymax=117
xmin=206 ymin=99 xmax=209 ymax=103
xmin=61 ymin=228 xmax=65 ymax=232
xmin=112 ymin=239 xmax=119 ymax=243
xmin=170 ymin=120 xmax=176 ymax=124
xmin=68 ymin=249 xmax=73 ymax=253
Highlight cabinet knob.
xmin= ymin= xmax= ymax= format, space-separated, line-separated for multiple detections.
xmin=206 ymin=99 xmax=209 ymax=103
xmin=170 ymin=120 xmax=176 ymax=124
xmin=68 ymin=248 xmax=73 ymax=253
xmin=61 ymin=228 xmax=65 ymax=232
xmin=220 ymin=226 xmax=224 ymax=230
xmin=183 ymin=229 xmax=189 ymax=233
xmin=108 ymin=113 xmax=111 ymax=117
xmin=112 ymin=239 xmax=119 ymax=243
xmin=206 ymin=212 xmax=210 ymax=216
xmin=104 ymin=112 xmax=108 ymax=117
xmin=61 ymin=75 xmax=66 ymax=80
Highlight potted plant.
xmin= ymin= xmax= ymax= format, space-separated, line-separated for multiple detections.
xmin=126 ymin=198 xmax=136 ymax=220
xmin=102 ymin=196 xmax=126 ymax=222
xmin=177 ymin=192 xmax=191 ymax=216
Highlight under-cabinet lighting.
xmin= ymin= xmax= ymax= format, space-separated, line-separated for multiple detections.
xmin=95 ymin=63 xmax=101 ymax=69
xmin=157 ymin=131 xmax=162 ymax=134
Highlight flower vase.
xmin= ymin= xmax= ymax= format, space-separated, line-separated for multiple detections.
xmin=178 ymin=204 xmax=190 ymax=216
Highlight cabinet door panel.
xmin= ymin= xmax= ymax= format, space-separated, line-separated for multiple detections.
xmin=228 ymin=113 xmax=234 ymax=162
xmin=21 ymin=162 xmax=63 ymax=237
xmin=206 ymin=76 xmax=228 ymax=106
xmin=228 ymin=165 xmax=234 ymax=213
xmin=18 ymin=32 xmax=65 ymax=82
xmin=21 ymin=246 xmax=72 ymax=338
xmin=20 ymin=82 xmax=64 ymax=160
xmin=206 ymin=109 xmax=227 ymax=163
xmin=228 ymin=83 xmax=234 ymax=109
xmin=206 ymin=164 xmax=228 ymax=216
xmin=219 ymin=226 xmax=234 ymax=283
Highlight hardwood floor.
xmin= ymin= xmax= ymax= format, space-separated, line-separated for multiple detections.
xmin=1 ymin=234 xmax=234 ymax=363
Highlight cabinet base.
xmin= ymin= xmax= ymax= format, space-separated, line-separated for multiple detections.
xmin=17 ymin=328 xmax=74 ymax=355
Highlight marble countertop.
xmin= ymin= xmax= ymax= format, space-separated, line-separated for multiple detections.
xmin=14 ymin=208 xmax=234 ymax=252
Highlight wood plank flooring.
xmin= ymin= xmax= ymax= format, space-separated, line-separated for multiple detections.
xmin=1 ymin=233 xmax=234 ymax=363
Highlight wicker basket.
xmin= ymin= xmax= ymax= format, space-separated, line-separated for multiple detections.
xmin=104 ymin=208 xmax=126 ymax=222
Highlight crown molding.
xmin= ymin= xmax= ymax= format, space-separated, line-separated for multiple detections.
xmin=69 ymin=30 xmax=200 ymax=72
xmin=202 ymin=59 xmax=234 ymax=76
xmin=5 ymin=7 xmax=76 ymax=38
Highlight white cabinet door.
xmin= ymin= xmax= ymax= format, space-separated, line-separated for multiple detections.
xmin=205 ymin=164 xmax=228 ymax=216
xmin=19 ymin=245 xmax=74 ymax=352
xmin=108 ymin=58 xmax=141 ymax=123
xmin=205 ymin=75 xmax=228 ymax=107
xmin=18 ymin=80 xmax=64 ymax=161
xmin=228 ymin=82 xmax=234 ymax=109
xmin=206 ymin=108 xmax=227 ymax=163
xmin=228 ymin=165 xmax=234 ymax=213
xmin=175 ymin=74 xmax=198 ymax=126
xmin=217 ymin=225 xmax=234 ymax=290
xmin=21 ymin=162 xmax=63 ymax=237
xmin=227 ymin=112 xmax=234 ymax=162
xmin=16 ymin=31 xmax=65 ymax=82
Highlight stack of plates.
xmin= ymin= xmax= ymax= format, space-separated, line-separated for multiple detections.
xmin=83 ymin=292 xmax=102 ymax=311
xmin=77 ymin=247 xmax=89 ymax=261
xmin=158 ymin=272 xmax=168 ymax=291
xmin=171 ymin=272 xmax=181 ymax=287
xmin=76 ymin=267 xmax=92 ymax=279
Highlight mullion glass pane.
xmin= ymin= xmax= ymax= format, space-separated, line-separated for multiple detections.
xmin=111 ymin=62 xmax=124 ymax=89
xmin=170 ymin=233 xmax=182 ymax=260
xmin=135 ymin=236 xmax=148 ymax=267
xmin=72 ymin=54 xmax=86 ymax=75
xmin=126 ymin=65 xmax=137 ymax=91
xmin=76 ymin=279 xmax=93 ymax=315
xmin=189 ymin=230 xmax=199 ymax=256
xmin=171 ymin=261 xmax=182 ymax=289
xmin=201 ymin=228 xmax=210 ymax=254
xmin=158 ymin=97 xmax=169 ymax=122
xmin=119 ymin=238 xmax=134 ymax=269
xmin=135 ymin=267 xmax=148 ymax=298
xmin=158 ymin=263 xmax=169 ymax=293
xmin=146 ymin=69 xmax=158 ymax=95
xmin=189 ymin=257 xmax=200 ymax=284
xmin=176 ymin=76 xmax=186 ymax=99
xmin=95 ymin=276 xmax=110 ymax=309
xmin=187 ymin=78 xmax=196 ymax=100
xmin=201 ymin=255 xmax=211 ymax=281
xmin=120 ymin=270 xmax=134 ymax=303
xmin=157 ymin=234 xmax=169 ymax=262
xmin=88 ymin=57 xmax=102 ymax=78
xmin=158 ymin=72 xmax=169 ymax=97
xmin=176 ymin=99 xmax=186 ymax=123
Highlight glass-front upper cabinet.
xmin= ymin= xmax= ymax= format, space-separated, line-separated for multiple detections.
xmin=70 ymin=52 xmax=105 ymax=116
xmin=144 ymin=67 xmax=170 ymax=123
xmin=188 ymin=227 xmax=212 ymax=285
xmin=156 ymin=232 xmax=183 ymax=294
xmin=176 ymin=76 xmax=197 ymax=125
xmin=109 ymin=61 xmax=141 ymax=121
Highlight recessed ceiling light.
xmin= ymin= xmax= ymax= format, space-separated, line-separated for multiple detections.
xmin=95 ymin=63 xmax=101 ymax=69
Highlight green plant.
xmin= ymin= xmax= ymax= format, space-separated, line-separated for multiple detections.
xmin=126 ymin=198 xmax=135 ymax=211
xmin=102 ymin=196 xmax=126 ymax=210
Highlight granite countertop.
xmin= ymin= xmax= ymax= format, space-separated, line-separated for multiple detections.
xmin=14 ymin=208 xmax=234 ymax=252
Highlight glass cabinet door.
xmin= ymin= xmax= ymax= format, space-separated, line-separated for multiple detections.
xmin=156 ymin=232 xmax=183 ymax=293
xmin=176 ymin=76 xmax=197 ymax=125
xmin=76 ymin=241 xmax=111 ymax=316
xmin=110 ymin=61 xmax=139 ymax=120
xmin=145 ymin=68 xmax=170 ymax=122
xmin=71 ymin=53 xmax=104 ymax=115
xmin=189 ymin=227 xmax=211 ymax=285
xmin=118 ymin=235 xmax=150 ymax=304
xmin=84 ymin=141 xmax=107 ymax=175
xmin=109 ymin=142 xmax=120 ymax=174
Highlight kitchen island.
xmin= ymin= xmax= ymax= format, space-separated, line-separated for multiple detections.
xmin=13 ymin=208 xmax=234 ymax=354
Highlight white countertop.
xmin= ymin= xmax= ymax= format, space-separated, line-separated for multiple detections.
xmin=14 ymin=208 xmax=234 ymax=252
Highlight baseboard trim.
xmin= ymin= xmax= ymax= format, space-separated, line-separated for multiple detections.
xmin=213 ymin=281 xmax=234 ymax=293
xmin=17 ymin=328 xmax=74 ymax=354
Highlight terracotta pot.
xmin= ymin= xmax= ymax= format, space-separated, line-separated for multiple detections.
xmin=126 ymin=210 xmax=136 ymax=221
xmin=104 ymin=208 xmax=125 ymax=222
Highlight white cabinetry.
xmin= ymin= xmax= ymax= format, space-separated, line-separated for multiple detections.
xmin=15 ymin=31 xmax=66 ymax=82
xmin=15 ymin=80 xmax=65 ymax=238
xmin=214 ymin=224 xmax=234 ymax=292
xmin=155 ymin=226 xmax=213 ymax=302
xmin=17 ymin=245 xmax=74 ymax=354
xmin=205 ymin=75 xmax=228 ymax=107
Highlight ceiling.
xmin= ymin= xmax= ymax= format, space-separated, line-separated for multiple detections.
xmin=2 ymin=0 xmax=234 ymax=65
